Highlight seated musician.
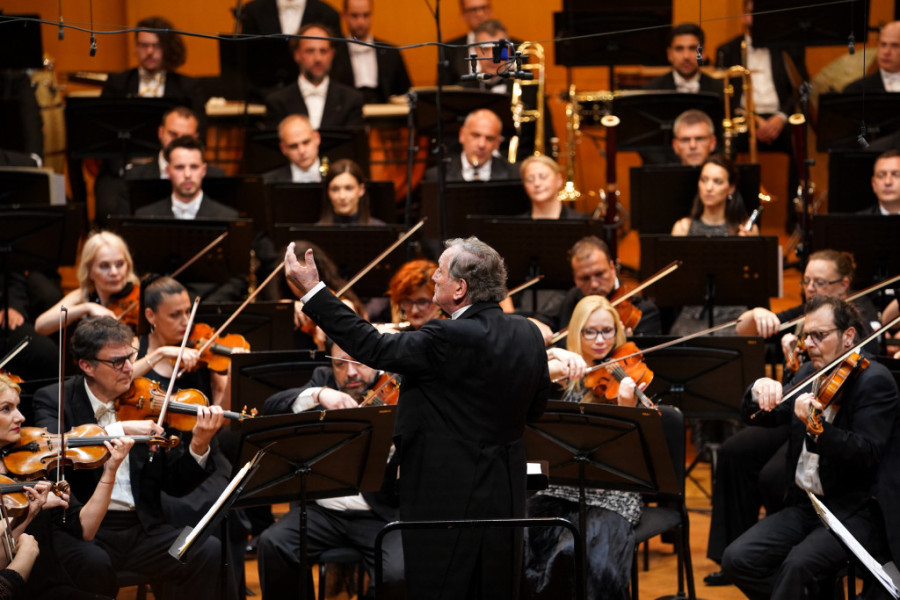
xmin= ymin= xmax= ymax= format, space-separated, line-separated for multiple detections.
xmin=519 ymin=156 xmax=586 ymax=220
xmin=317 ymin=158 xmax=385 ymax=225
xmin=528 ymin=295 xmax=644 ymax=598
xmin=533 ymin=236 xmax=662 ymax=340
xmin=844 ymin=21 xmax=900 ymax=93
xmin=264 ymin=23 xmax=365 ymax=130
xmin=671 ymin=109 xmax=718 ymax=166
xmin=859 ymin=149 xmax=900 ymax=215
xmin=259 ymin=339 xmax=403 ymax=600
xmin=385 ymin=259 xmax=444 ymax=330
xmin=35 ymin=231 xmax=141 ymax=335
xmin=31 ymin=317 xmax=232 ymax=600
xmin=423 ymin=108 xmax=519 ymax=182
xmin=722 ymin=297 xmax=899 ymax=599
xmin=439 ymin=0 xmax=498 ymax=85
xmin=263 ymin=114 xmax=324 ymax=183
xmin=0 ymin=373 xmax=134 ymax=600
xmin=642 ymin=23 xmax=722 ymax=96
xmin=705 ymin=249 xmax=871 ymax=587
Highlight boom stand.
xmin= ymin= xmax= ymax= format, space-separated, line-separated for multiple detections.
xmin=230 ymin=408 xmax=395 ymax=600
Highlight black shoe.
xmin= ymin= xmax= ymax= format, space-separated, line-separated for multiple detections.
xmin=704 ymin=570 xmax=732 ymax=586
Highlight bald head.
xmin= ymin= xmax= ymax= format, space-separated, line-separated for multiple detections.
xmin=879 ymin=21 xmax=900 ymax=73
xmin=459 ymin=109 xmax=502 ymax=167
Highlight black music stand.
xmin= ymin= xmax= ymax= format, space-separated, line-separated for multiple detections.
xmin=640 ymin=235 xmax=780 ymax=328
xmin=524 ymin=402 xmax=678 ymax=598
xmin=264 ymin=181 xmax=397 ymax=231
xmin=230 ymin=407 xmax=396 ymax=600
xmin=195 ymin=302 xmax=294 ymax=352
xmin=411 ymin=88 xmax=514 ymax=140
xmin=811 ymin=215 xmax=900 ymax=291
xmin=106 ymin=216 xmax=253 ymax=299
xmin=630 ymin=164 xmax=762 ymax=233
xmin=0 ymin=168 xmax=53 ymax=205
xmin=0 ymin=14 xmax=43 ymax=70
xmin=272 ymin=224 xmax=413 ymax=298
xmin=826 ymin=150 xmax=880 ymax=213
xmin=241 ymin=128 xmax=370 ymax=176
xmin=418 ymin=180 xmax=531 ymax=243
xmin=614 ymin=92 xmax=724 ymax=153
xmin=753 ymin=0 xmax=869 ymax=48
xmin=467 ymin=217 xmax=604 ymax=289
xmin=816 ymin=94 xmax=900 ymax=151
xmin=231 ymin=350 xmax=331 ymax=415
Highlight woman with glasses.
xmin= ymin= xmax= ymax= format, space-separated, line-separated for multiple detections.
xmin=35 ymin=231 xmax=141 ymax=335
xmin=527 ymin=295 xmax=642 ymax=599
xmin=386 ymin=259 xmax=443 ymax=331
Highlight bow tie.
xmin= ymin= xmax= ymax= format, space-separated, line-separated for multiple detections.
xmin=95 ymin=403 xmax=117 ymax=422
xmin=304 ymin=88 xmax=326 ymax=98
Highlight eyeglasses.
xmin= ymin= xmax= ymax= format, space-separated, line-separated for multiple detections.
xmin=399 ymin=298 xmax=435 ymax=312
xmin=800 ymin=278 xmax=843 ymax=289
xmin=581 ymin=327 xmax=617 ymax=341
xmin=93 ymin=351 xmax=136 ymax=371
xmin=802 ymin=328 xmax=839 ymax=345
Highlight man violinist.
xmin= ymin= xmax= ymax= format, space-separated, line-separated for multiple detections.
xmin=31 ymin=316 xmax=232 ymax=600
xmin=258 ymin=339 xmax=404 ymax=599
xmin=721 ymin=297 xmax=899 ymax=600
xmin=285 ymin=236 xmax=550 ymax=600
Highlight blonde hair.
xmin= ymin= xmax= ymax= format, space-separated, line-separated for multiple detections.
xmin=0 ymin=374 xmax=22 ymax=396
xmin=519 ymin=155 xmax=562 ymax=180
xmin=77 ymin=231 xmax=140 ymax=298
xmin=565 ymin=295 xmax=627 ymax=356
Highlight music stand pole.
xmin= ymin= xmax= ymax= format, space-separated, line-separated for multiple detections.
xmin=434 ymin=0 xmax=449 ymax=241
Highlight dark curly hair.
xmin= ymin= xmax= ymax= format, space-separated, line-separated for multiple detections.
xmin=136 ymin=16 xmax=186 ymax=71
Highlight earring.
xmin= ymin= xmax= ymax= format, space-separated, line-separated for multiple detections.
xmin=727 ymin=193 xmax=734 ymax=201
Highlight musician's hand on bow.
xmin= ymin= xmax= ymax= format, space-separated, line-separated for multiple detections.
xmin=617 ymin=376 xmax=637 ymax=407
xmin=546 ymin=348 xmax=587 ymax=381
xmin=751 ymin=377 xmax=783 ymax=412
xmin=316 ymin=388 xmax=360 ymax=410
xmin=285 ymin=244 xmax=321 ymax=296
xmin=781 ymin=333 xmax=799 ymax=358
xmin=120 ymin=420 xmax=165 ymax=437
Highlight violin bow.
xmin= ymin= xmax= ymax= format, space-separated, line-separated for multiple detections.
xmin=56 ymin=306 xmax=68 ymax=521
xmin=508 ymin=275 xmax=544 ymax=298
xmin=0 ymin=337 xmax=30 ymax=371
xmin=196 ymin=259 xmax=286 ymax=357
xmin=156 ymin=297 xmax=201 ymax=442
xmin=751 ymin=313 xmax=900 ymax=419
xmin=549 ymin=260 xmax=682 ymax=345
xmin=170 ymin=232 xmax=229 ymax=279
xmin=335 ymin=219 xmax=426 ymax=298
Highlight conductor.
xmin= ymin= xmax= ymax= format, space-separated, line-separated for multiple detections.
xmin=284 ymin=237 xmax=551 ymax=599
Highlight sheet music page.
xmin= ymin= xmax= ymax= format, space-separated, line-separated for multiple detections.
xmin=807 ymin=491 xmax=900 ymax=599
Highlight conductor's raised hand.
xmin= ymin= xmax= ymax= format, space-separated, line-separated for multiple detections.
xmin=285 ymin=243 xmax=322 ymax=297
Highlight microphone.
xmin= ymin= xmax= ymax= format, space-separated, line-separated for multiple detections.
xmin=460 ymin=72 xmax=492 ymax=81
xmin=89 ymin=34 xmax=97 ymax=57
xmin=848 ymin=33 xmax=855 ymax=55
xmin=696 ymin=45 xmax=704 ymax=65
xmin=58 ymin=17 xmax=64 ymax=40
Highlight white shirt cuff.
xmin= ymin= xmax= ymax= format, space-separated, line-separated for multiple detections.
xmin=301 ymin=281 xmax=327 ymax=304
xmin=292 ymin=388 xmax=321 ymax=413
xmin=190 ymin=445 xmax=211 ymax=468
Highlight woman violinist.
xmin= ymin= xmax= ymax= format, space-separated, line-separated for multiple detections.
xmin=0 ymin=374 xmax=134 ymax=600
xmin=385 ymin=259 xmax=444 ymax=331
xmin=34 ymin=232 xmax=141 ymax=335
xmin=317 ymin=159 xmax=385 ymax=226
xmin=527 ymin=295 xmax=646 ymax=599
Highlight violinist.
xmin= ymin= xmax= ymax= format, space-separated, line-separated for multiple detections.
xmin=31 ymin=317 xmax=233 ymax=600
xmin=317 ymin=159 xmax=385 ymax=225
xmin=385 ymin=259 xmax=444 ymax=330
xmin=34 ymin=231 xmax=141 ymax=335
xmin=0 ymin=374 xmax=135 ymax=600
xmin=533 ymin=236 xmax=662 ymax=342
xmin=258 ymin=339 xmax=403 ymax=599
xmin=722 ymin=297 xmax=899 ymax=599
xmin=526 ymin=295 xmax=643 ymax=599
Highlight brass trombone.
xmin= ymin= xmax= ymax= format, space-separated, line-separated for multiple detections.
xmin=508 ymin=42 xmax=545 ymax=163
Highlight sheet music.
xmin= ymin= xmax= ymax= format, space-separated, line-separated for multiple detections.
xmin=807 ymin=491 xmax=900 ymax=598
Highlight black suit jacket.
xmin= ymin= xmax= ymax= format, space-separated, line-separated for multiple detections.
xmin=261 ymin=164 xmax=295 ymax=184
xmin=423 ymin=153 xmax=520 ymax=182
xmin=844 ymin=72 xmax=888 ymax=94
xmin=100 ymin=68 xmax=208 ymax=133
xmin=331 ymin=37 xmax=412 ymax=103
xmin=240 ymin=0 xmax=341 ymax=35
xmin=715 ymin=35 xmax=808 ymax=116
xmin=642 ymin=71 xmax=723 ymax=96
xmin=303 ymin=289 xmax=550 ymax=597
xmin=33 ymin=376 xmax=212 ymax=530
xmin=135 ymin=195 xmax=239 ymax=219
xmin=264 ymin=79 xmax=365 ymax=129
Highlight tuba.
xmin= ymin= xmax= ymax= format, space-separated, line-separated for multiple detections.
xmin=508 ymin=42 xmax=545 ymax=163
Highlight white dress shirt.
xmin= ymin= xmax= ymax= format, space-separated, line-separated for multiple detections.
xmin=299 ymin=75 xmax=329 ymax=129
xmin=86 ymin=380 xmax=136 ymax=511
xmin=744 ymin=35 xmax=781 ymax=115
xmin=460 ymin=152 xmax=492 ymax=181
xmin=672 ymin=71 xmax=700 ymax=94
xmin=171 ymin=191 xmax=204 ymax=219
xmin=138 ymin=68 xmax=166 ymax=98
xmin=349 ymin=35 xmax=379 ymax=89
xmin=881 ymin=69 xmax=900 ymax=92
xmin=277 ymin=0 xmax=306 ymax=35
xmin=291 ymin=159 xmax=322 ymax=183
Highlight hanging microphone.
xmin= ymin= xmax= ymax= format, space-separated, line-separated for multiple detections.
xmin=858 ymin=122 xmax=869 ymax=148
xmin=89 ymin=34 xmax=97 ymax=57
xmin=848 ymin=33 xmax=855 ymax=55
xmin=58 ymin=17 xmax=64 ymax=40
xmin=696 ymin=45 xmax=703 ymax=65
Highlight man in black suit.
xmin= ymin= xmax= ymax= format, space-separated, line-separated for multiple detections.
xmin=844 ymin=21 xmax=900 ymax=93
xmin=424 ymin=108 xmax=518 ymax=182
xmin=329 ymin=0 xmax=412 ymax=104
xmin=862 ymin=149 xmax=900 ymax=215
xmin=670 ymin=109 xmax=717 ymax=166
xmin=285 ymin=236 xmax=551 ymax=600
xmin=721 ymin=296 xmax=899 ymax=599
xmin=643 ymin=23 xmax=722 ymax=96
xmin=258 ymin=340 xmax=404 ymax=599
xmin=440 ymin=0 xmax=494 ymax=85
xmin=100 ymin=16 xmax=207 ymax=132
xmin=33 ymin=316 xmax=231 ymax=600
xmin=263 ymin=114 xmax=323 ymax=183
xmin=264 ymin=23 xmax=365 ymax=130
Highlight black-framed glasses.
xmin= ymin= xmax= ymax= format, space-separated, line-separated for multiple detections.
xmin=581 ymin=327 xmax=616 ymax=341
xmin=800 ymin=278 xmax=843 ymax=289
xmin=93 ymin=351 xmax=136 ymax=371
xmin=802 ymin=328 xmax=839 ymax=345
xmin=399 ymin=298 xmax=435 ymax=312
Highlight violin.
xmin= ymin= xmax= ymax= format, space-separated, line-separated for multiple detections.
xmin=582 ymin=342 xmax=655 ymax=409
xmin=116 ymin=378 xmax=256 ymax=431
xmin=608 ymin=286 xmax=642 ymax=332
xmin=0 ymin=475 xmax=70 ymax=517
xmin=107 ymin=282 xmax=141 ymax=328
xmin=806 ymin=351 xmax=869 ymax=436
xmin=0 ymin=424 xmax=178 ymax=479
xmin=358 ymin=373 xmax=400 ymax=407
xmin=785 ymin=337 xmax=808 ymax=374
xmin=186 ymin=323 xmax=251 ymax=373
